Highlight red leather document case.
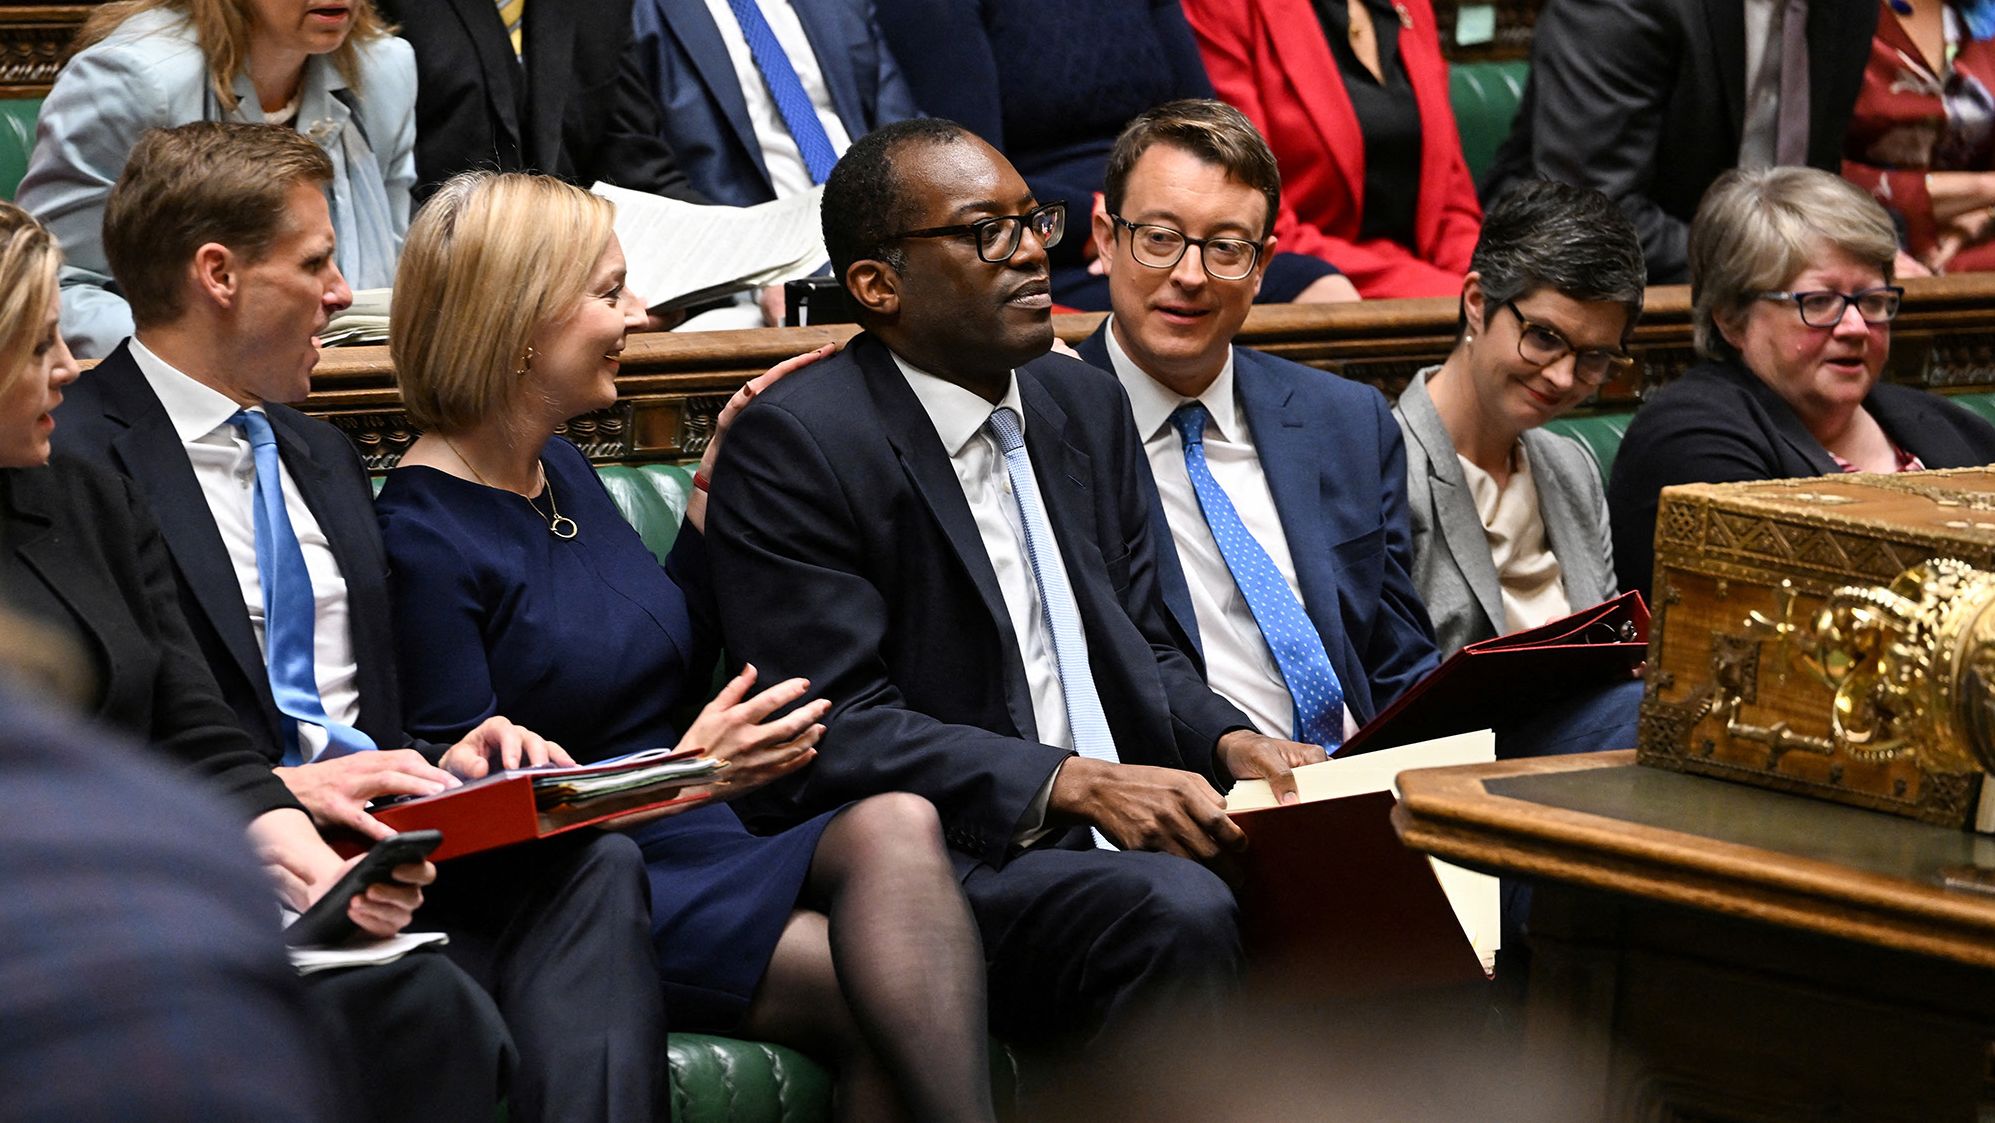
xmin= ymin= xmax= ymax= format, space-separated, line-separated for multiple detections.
xmin=1339 ymin=590 xmax=1649 ymax=757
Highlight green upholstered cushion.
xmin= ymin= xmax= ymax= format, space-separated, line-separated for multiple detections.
xmin=668 ymin=1034 xmax=833 ymax=1123
xmin=1542 ymin=412 xmax=1633 ymax=483
xmin=1942 ymin=390 xmax=1995 ymax=431
xmin=1448 ymin=60 xmax=1529 ymax=183
xmin=597 ymin=463 xmax=694 ymax=565
xmin=0 ymin=98 xmax=39 ymax=202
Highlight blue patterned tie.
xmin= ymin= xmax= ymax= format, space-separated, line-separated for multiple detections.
xmin=229 ymin=410 xmax=378 ymax=766
xmin=722 ymin=0 xmax=841 ymax=184
xmin=1171 ymin=403 xmax=1345 ymax=751
xmin=986 ymin=407 xmax=1116 ymax=848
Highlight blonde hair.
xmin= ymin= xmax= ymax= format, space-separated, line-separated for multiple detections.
xmin=1689 ymin=166 xmax=1899 ymax=360
xmin=391 ymin=172 xmax=615 ymax=433
xmin=0 ymin=202 xmax=62 ymax=404
xmin=77 ymin=0 xmax=395 ymax=113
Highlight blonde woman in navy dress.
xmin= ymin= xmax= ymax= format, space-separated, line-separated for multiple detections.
xmin=374 ymin=172 xmax=996 ymax=1123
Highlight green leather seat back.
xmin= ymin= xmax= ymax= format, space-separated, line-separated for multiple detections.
xmin=596 ymin=463 xmax=694 ymax=565
xmin=669 ymin=1034 xmax=833 ymax=1123
xmin=1448 ymin=59 xmax=1529 ymax=183
xmin=1943 ymin=390 xmax=1995 ymax=431
xmin=0 ymin=98 xmax=40 ymax=201
xmin=1542 ymin=411 xmax=1633 ymax=483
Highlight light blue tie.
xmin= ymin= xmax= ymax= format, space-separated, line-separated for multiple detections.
xmin=722 ymin=0 xmax=841 ymax=184
xmin=229 ymin=410 xmax=378 ymax=766
xmin=1171 ymin=403 xmax=1345 ymax=751
xmin=986 ymin=407 xmax=1117 ymax=848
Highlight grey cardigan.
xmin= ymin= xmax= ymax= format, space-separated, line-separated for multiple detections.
xmin=1392 ymin=368 xmax=1618 ymax=657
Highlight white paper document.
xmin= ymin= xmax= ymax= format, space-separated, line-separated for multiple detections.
xmin=591 ymin=182 xmax=829 ymax=312
xmin=1226 ymin=730 xmax=1502 ymax=973
xmin=285 ymin=930 xmax=450 ymax=975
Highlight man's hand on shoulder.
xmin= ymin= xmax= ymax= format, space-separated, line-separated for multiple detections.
xmin=1214 ymin=729 xmax=1326 ymax=807
xmin=436 ymin=715 xmax=575 ymax=780
xmin=1047 ymin=756 xmax=1245 ymax=859
xmin=275 ymin=750 xmax=459 ymax=841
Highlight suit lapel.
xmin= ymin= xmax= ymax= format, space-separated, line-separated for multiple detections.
xmin=665 ymin=0 xmax=773 ymax=189
xmin=790 ymin=0 xmax=866 ymax=134
xmin=1522 ymin=429 xmax=1603 ymax=606
xmin=93 ymin=353 xmax=280 ymax=743
xmin=1400 ymin=372 xmax=1506 ymax=636
xmin=520 ymin=0 xmax=577 ymax=170
xmin=443 ymin=0 xmax=523 ymax=155
xmin=1257 ymin=0 xmax=1363 ymax=202
xmin=5 ymin=471 xmax=123 ymax=686
xmin=858 ymin=338 xmax=1038 ymax=739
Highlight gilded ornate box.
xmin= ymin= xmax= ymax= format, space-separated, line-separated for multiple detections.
xmin=1639 ymin=469 xmax=1995 ymax=827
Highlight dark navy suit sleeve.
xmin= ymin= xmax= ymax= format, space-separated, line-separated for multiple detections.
xmin=1364 ymin=389 xmax=1442 ymax=709
xmin=707 ymin=395 xmax=1071 ymax=870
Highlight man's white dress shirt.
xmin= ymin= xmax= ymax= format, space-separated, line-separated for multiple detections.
xmin=700 ymin=0 xmax=855 ymax=199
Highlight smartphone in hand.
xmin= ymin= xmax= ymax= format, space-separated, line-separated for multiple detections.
xmin=283 ymin=829 xmax=443 ymax=948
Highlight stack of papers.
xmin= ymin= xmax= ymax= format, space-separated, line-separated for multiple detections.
xmin=320 ymin=288 xmax=392 ymax=347
xmin=525 ymin=746 xmax=725 ymax=809
xmin=286 ymin=930 xmax=450 ymax=974
xmin=592 ymin=182 xmax=830 ymax=311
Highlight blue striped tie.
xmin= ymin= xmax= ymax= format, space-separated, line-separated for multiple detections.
xmin=986 ymin=407 xmax=1116 ymax=848
xmin=229 ymin=410 xmax=378 ymax=766
xmin=1171 ymin=403 xmax=1345 ymax=751
xmin=721 ymin=0 xmax=841 ymax=184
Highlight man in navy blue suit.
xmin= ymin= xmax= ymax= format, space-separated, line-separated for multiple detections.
xmin=706 ymin=118 xmax=1323 ymax=1057
xmin=1074 ymin=100 xmax=1441 ymax=737
xmin=629 ymin=0 xmax=917 ymax=207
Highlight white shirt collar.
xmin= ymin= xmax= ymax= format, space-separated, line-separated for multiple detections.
xmin=1102 ymin=317 xmax=1241 ymax=444
xmin=128 ymin=335 xmax=258 ymax=445
xmin=891 ymin=351 xmax=1025 ymax=456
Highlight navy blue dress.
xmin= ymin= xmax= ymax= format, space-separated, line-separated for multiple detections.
xmin=375 ymin=436 xmax=837 ymax=1028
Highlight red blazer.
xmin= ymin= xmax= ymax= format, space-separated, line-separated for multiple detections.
xmin=1183 ymin=0 xmax=1481 ymax=298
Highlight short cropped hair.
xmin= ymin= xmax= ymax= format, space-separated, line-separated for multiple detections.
xmin=0 ymin=202 xmax=61 ymax=402
xmin=391 ymin=172 xmax=614 ymax=433
xmin=823 ymin=118 xmax=976 ymax=285
xmin=79 ymin=0 xmax=396 ymax=114
xmin=1103 ymin=99 xmax=1283 ymax=239
xmin=1689 ymin=166 xmax=1898 ymax=360
xmin=1471 ymin=180 xmax=1646 ymax=337
xmin=102 ymin=122 xmax=333 ymax=329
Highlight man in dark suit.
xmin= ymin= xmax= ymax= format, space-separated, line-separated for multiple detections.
xmin=706 ymin=118 xmax=1322 ymax=1054
xmin=376 ymin=0 xmax=708 ymax=203
xmin=1075 ymin=102 xmax=1439 ymax=740
xmin=629 ymin=0 xmax=918 ymax=206
xmin=1482 ymin=0 xmax=1877 ymax=283
xmin=54 ymin=122 xmax=668 ymax=1123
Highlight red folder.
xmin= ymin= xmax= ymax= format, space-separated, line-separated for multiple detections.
xmin=363 ymin=749 xmax=720 ymax=861
xmin=1230 ymin=791 xmax=1487 ymax=996
xmin=1339 ymin=590 xmax=1649 ymax=757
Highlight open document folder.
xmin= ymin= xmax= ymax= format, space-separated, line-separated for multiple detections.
xmin=592 ymin=182 xmax=830 ymax=312
xmin=1224 ymin=730 xmax=1499 ymax=992
xmin=370 ymin=747 xmax=723 ymax=861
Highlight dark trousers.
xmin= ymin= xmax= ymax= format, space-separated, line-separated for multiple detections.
xmin=962 ymin=847 xmax=1241 ymax=1054
xmin=302 ymin=953 xmax=513 ymax=1123
xmin=418 ymin=830 xmax=667 ymax=1123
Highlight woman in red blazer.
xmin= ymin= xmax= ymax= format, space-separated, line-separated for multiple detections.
xmin=1184 ymin=0 xmax=1481 ymax=297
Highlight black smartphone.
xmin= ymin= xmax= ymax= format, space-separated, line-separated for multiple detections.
xmin=784 ymin=276 xmax=856 ymax=327
xmin=283 ymin=829 xmax=444 ymax=948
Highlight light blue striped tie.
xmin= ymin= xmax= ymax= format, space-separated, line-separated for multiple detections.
xmin=986 ymin=407 xmax=1116 ymax=848
xmin=1172 ymin=403 xmax=1345 ymax=751
xmin=230 ymin=410 xmax=378 ymax=766
xmin=722 ymin=0 xmax=841 ymax=184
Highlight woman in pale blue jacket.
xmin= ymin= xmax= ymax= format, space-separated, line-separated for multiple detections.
xmin=18 ymin=0 xmax=414 ymax=358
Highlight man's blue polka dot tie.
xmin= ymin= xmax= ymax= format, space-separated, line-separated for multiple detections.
xmin=1171 ymin=403 xmax=1344 ymax=751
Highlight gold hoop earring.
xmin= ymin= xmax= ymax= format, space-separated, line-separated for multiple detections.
xmin=515 ymin=345 xmax=536 ymax=377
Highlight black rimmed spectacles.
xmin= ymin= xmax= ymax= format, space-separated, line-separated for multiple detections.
xmin=887 ymin=202 xmax=1066 ymax=264
xmin=1109 ymin=215 xmax=1264 ymax=280
xmin=1756 ymin=286 xmax=1903 ymax=328
xmin=1503 ymin=301 xmax=1635 ymax=386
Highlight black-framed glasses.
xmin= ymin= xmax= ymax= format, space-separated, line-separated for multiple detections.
xmin=1109 ymin=215 xmax=1264 ymax=280
xmin=1756 ymin=286 xmax=1903 ymax=328
xmin=887 ymin=202 xmax=1066 ymax=263
xmin=1503 ymin=301 xmax=1635 ymax=386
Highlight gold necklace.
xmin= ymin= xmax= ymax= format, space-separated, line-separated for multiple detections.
xmin=441 ymin=436 xmax=578 ymax=540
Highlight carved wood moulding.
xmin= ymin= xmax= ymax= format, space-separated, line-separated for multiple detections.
xmin=0 ymin=4 xmax=90 ymax=97
xmin=303 ymin=275 xmax=1995 ymax=468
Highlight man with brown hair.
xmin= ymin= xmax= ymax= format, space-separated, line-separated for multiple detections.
xmin=56 ymin=121 xmax=668 ymax=1123
xmin=1074 ymin=99 xmax=1440 ymax=747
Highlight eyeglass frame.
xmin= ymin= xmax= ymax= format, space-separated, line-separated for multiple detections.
xmin=1500 ymin=300 xmax=1636 ymax=386
xmin=1754 ymin=285 xmax=1905 ymax=328
xmin=1106 ymin=214 xmax=1267 ymax=281
xmin=884 ymin=201 xmax=1067 ymax=264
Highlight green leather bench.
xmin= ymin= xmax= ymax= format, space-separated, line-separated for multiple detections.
xmin=0 ymin=97 xmax=39 ymax=201
xmin=1448 ymin=59 xmax=1529 ymax=183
